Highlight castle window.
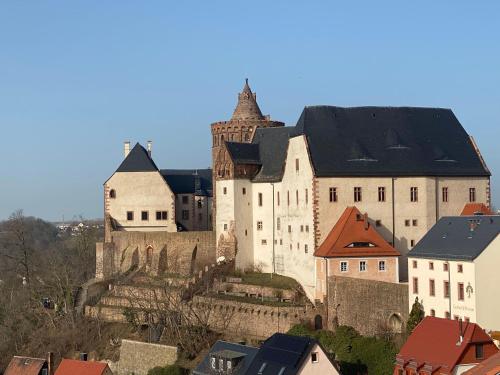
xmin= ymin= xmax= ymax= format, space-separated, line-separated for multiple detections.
xmin=296 ymin=190 xmax=299 ymax=205
xmin=429 ymin=261 xmax=434 ymax=270
xmin=262 ymin=239 xmax=267 ymax=245
xmin=410 ymin=239 xmax=415 ymax=247
xmin=340 ymin=261 xmax=348 ymax=272
xmin=156 ymin=211 xmax=168 ymax=220
xmin=223 ymin=187 xmax=227 ymax=195
xmin=242 ymin=187 xmax=246 ymax=195
xmin=276 ymin=217 xmax=281 ymax=230
xmin=305 ymin=189 xmax=308 ymax=204
xmin=288 ymin=225 xmax=291 ymax=233
xmin=354 ymin=187 xmax=362 ymax=202
xmin=430 ymin=309 xmax=435 ymax=317
xmin=442 ymin=187 xmax=448 ymax=202
xmin=197 ymin=200 xmax=203 ymax=209
xmin=141 ymin=211 xmax=149 ymax=221
xmin=410 ymin=187 xmax=418 ymax=202
xmin=329 ymin=187 xmax=338 ymax=202
xmin=359 ymin=261 xmax=367 ymax=272
xmin=311 ymin=352 xmax=318 ymax=363
xmin=257 ymin=221 xmax=263 ymax=230
xmin=127 ymin=211 xmax=134 ymax=221
xmin=405 ymin=219 xmax=410 ymax=227
xmin=378 ymin=187 xmax=385 ymax=202
xmin=412 ymin=219 xmax=418 ymax=226
xmin=109 ymin=189 xmax=116 ymax=199
xmin=295 ymin=158 xmax=299 ymax=172
xmin=443 ymin=263 xmax=449 ymax=272
xmin=444 ymin=281 xmax=450 ymax=298
xmin=300 ymin=225 xmax=304 ymax=232
xmin=287 ymin=191 xmax=290 ymax=206
xmin=458 ymin=282 xmax=465 ymax=300
xmin=375 ymin=220 xmax=382 ymax=227
xmin=305 ymin=244 xmax=308 ymax=253
xmin=469 ymin=187 xmax=476 ymax=202
xmin=378 ymin=260 xmax=386 ymax=271
xmin=458 ymin=264 xmax=463 ymax=273
xmin=277 ymin=191 xmax=280 ymax=206
xmin=305 ymin=225 xmax=309 ymax=232
xmin=182 ymin=210 xmax=189 ymax=220
xmin=429 ymin=279 xmax=435 ymax=296
xmin=413 ymin=277 xmax=419 ymax=294
xmin=258 ymin=193 xmax=263 ymax=207
xmin=297 ymin=242 xmax=300 ymax=250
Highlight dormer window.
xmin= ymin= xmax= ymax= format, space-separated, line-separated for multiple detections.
xmin=346 ymin=242 xmax=375 ymax=248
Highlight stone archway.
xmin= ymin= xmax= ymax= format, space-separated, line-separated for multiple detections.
xmin=314 ymin=315 xmax=323 ymax=330
xmin=388 ymin=313 xmax=403 ymax=333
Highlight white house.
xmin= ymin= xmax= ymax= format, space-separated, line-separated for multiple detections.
xmin=408 ymin=215 xmax=500 ymax=331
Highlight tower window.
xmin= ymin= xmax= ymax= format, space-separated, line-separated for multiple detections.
xmin=442 ymin=187 xmax=448 ymax=202
xmin=469 ymin=187 xmax=476 ymax=202
xmin=257 ymin=221 xmax=263 ymax=230
xmin=295 ymin=158 xmax=300 ymax=172
xmin=109 ymin=189 xmax=116 ymax=199
xmin=258 ymin=193 xmax=263 ymax=207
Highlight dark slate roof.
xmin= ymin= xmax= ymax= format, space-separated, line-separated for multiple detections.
xmin=295 ymin=106 xmax=490 ymax=177
xmin=244 ymin=333 xmax=318 ymax=375
xmin=160 ymin=168 xmax=212 ymax=196
xmin=252 ymin=127 xmax=296 ymax=182
xmin=192 ymin=340 xmax=258 ymax=375
xmin=226 ymin=142 xmax=261 ymax=165
xmin=116 ymin=143 xmax=159 ymax=172
xmin=408 ymin=216 xmax=500 ymax=261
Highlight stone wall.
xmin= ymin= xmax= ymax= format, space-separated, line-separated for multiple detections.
xmin=328 ymin=276 xmax=409 ymax=336
xmin=212 ymin=280 xmax=298 ymax=301
xmin=114 ymin=339 xmax=178 ymax=375
xmin=96 ymin=230 xmax=216 ymax=280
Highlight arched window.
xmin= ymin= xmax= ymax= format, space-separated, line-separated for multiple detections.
xmin=109 ymin=189 xmax=116 ymax=198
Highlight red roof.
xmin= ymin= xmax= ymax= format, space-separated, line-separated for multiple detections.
xmin=4 ymin=356 xmax=46 ymax=375
xmin=396 ymin=317 xmax=497 ymax=374
xmin=55 ymin=359 xmax=110 ymax=375
xmin=461 ymin=203 xmax=493 ymax=216
xmin=464 ymin=350 xmax=500 ymax=374
xmin=314 ymin=206 xmax=400 ymax=258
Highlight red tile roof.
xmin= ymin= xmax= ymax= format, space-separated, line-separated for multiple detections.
xmin=54 ymin=359 xmax=110 ymax=375
xmin=4 ymin=356 xmax=46 ymax=375
xmin=314 ymin=206 xmax=400 ymax=258
xmin=461 ymin=203 xmax=493 ymax=216
xmin=463 ymin=351 xmax=500 ymax=374
xmin=396 ymin=317 xmax=497 ymax=374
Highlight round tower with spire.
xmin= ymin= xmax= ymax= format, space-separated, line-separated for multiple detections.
xmin=210 ymin=79 xmax=284 ymax=228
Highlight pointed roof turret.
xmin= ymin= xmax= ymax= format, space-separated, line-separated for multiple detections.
xmin=231 ymin=79 xmax=265 ymax=121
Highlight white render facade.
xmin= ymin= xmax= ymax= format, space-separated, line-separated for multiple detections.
xmin=216 ymin=134 xmax=490 ymax=301
xmin=408 ymin=222 xmax=500 ymax=331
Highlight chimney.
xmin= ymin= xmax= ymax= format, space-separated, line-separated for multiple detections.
xmin=124 ymin=141 xmax=131 ymax=158
xmin=363 ymin=213 xmax=369 ymax=230
xmin=147 ymin=140 xmax=152 ymax=158
xmin=80 ymin=352 xmax=88 ymax=361
xmin=47 ymin=352 xmax=54 ymax=375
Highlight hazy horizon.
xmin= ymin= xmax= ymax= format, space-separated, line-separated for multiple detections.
xmin=1 ymin=1 xmax=499 ymax=221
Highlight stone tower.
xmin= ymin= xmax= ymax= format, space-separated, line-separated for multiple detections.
xmin=210 ymin=79 xmax=284 ymax=223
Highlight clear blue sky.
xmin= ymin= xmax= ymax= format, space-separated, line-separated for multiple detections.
xmin=1 ymin=1 xmax=499 ymax=221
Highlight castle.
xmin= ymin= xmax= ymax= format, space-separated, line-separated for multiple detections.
xmin=96 ymin=80 xmax=491 ymax=304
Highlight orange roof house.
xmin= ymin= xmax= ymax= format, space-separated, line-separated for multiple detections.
xmin=463 ymin=350 xmax=500 ymax=374
xmin=314 ymin=207 xmax=401 ymax=301
xmin=54 ymin=359 xmax=112 ymax=375
xmin=394 ymin=317 xmax=498 ymax=375
xmin=461 ymin=203 xmax=493 ymax=216
xmin=4 ymin=356 xmax=48 ymax=375
xmin=315 ymin=206 xmax=400 ymax=258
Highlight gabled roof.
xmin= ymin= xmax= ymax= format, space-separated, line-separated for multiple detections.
xmin=192 ymin=340 xmax=258 ymax=375
xmin=461 ymin=203 xmax=494 ymax=216
xmin=397 ymin=317 xmax=496 ymax=374
xmin=314 ymin=206 xmax=400 ymax=258
xmin=160 ymin=169 xmax=212 ymax=196
xmin=408 ymin=216 xmax=500 ymax=261
xmin=244 ymin=333 xmax=319 ymax=375
xmin=463 ymin=350 xmax=500 ymax=374
xmin=116 ymin=143 xmax=158 ymax=172
xmin=295 ymin=106 xmax=490 ymax=177
xmin=54 ymin=359 xmax=110 ymax=375
xmin=4 ymin=356 xmax=46 ymax=375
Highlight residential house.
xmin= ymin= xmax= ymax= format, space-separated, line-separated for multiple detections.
xmin=54 ymin=358 xmax=112 ymax=375
xmin=194 ymin=333 xmax=340 ymax=375
xmin=214 ymin=82 xmax=490 ymax=301
xmin=408 ymin=215 xmax=500 ymax=330
xmin=463 ymin=350 xmax=500 ymax=374
xmin=192 ymin=340 xmax=259 ymax=375
xmin=315 ymin=206 xmax=400 ymax=298
xmin=4 ymin=355 xmax=51 ymax=375
xmin=394 ymin=316 xmax=498 ymax=374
